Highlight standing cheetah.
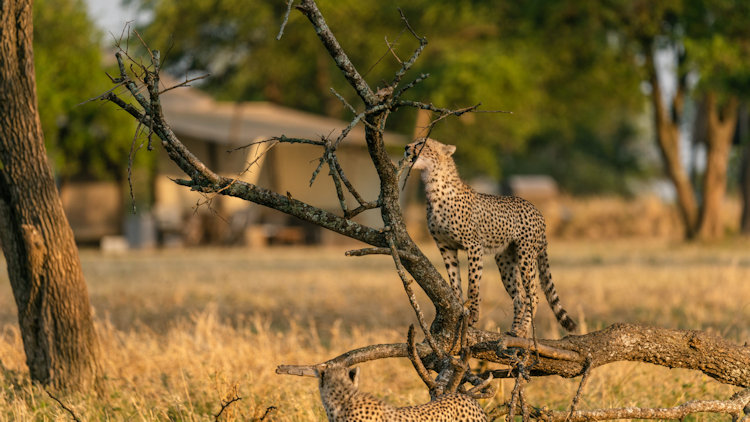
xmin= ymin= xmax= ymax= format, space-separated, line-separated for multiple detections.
xmin=404 ymin=138 xmax=577 ymax=337
xmin=317 ymin=364 xmax=488 ymax=421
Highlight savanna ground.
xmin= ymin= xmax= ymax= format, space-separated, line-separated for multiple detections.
xmin=0 ymin=237 xmax=749 ymax=421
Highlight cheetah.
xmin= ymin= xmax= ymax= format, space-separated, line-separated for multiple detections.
xmin=317 ymin=364 xmax=488 ymax=422
xmin=404 ymin=138 xmax=577 ymax=337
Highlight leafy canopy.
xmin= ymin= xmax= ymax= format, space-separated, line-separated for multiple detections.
xmin=132 ymin=0 xmax=749 ymax=194
xmin=34 ymin=0 xmax=141 ymax=182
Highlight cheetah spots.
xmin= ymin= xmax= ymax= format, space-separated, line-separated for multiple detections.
xmin=412 ymin=137 xmax=577 ymax=335
xmin=318 ymin=364 xmax=488 ymax=421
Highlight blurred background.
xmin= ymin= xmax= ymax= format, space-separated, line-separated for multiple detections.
xmin=39 ymin=0 xmax=750 ymax=247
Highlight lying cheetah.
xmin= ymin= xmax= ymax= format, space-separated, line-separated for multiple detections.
xmin=405 ymin=138 xmax=577 ymax=337
xmin=317 ymin=364 xmax=487 ymax=421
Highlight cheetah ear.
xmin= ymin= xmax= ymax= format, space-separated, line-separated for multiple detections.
xmin=444 ymin=144 xmax=456 ymax=156
xmin=348 ymin=367 xmax=360 ymax=388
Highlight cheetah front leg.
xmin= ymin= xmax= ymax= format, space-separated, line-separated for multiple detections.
xmin=466 ymin=244 xmax=484 ymax=326
xmin=435 ymin=240 xmax=463 ymax=300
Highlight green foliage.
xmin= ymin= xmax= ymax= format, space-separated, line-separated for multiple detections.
xmin=34 ymin=0 xmax=142 ymax=182
xmin=682 ymin=0 xmax=750 ymax=96
xmin=132 ymin=0 xmax=748 ymax=194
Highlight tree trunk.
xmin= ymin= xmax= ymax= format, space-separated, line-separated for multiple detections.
xmin=739 ymin=103 xmax=750 ymax=235
xmin=647 ymin=55 xmax=699 ymax=238
xmin=696 ymin=93 xmax=739 ymax=240
xmin=0 ymin=0 xmax=99 ymax=389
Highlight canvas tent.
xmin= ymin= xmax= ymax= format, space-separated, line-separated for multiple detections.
xmin=155 ymin=79 xmax=406 ymax=245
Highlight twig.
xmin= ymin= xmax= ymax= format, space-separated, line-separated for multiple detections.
xmin=493 ymin=335 xmax=580 ymax=362
xmin=258 ymin=405 xmax=278 ymax=421
xmin=330 ymin=87 xmax=358 ymax=115
xmin=158 ymin=73 xmax=210 ymax=95
xmin=362 ymin=29 xmax=405 ymax=78
xmin=520 ymin=382 xmax=531 ymax=422
xmin=407 ymin=324 xmax=438 ymax=391
xmin=387 ymin=232 xmax=442 ymax=357
xmin=391 ymin=8 xmax=427 ymax=88
xmin=384 ymin=34 xmax=404 ymax=65
xmin=392 ymin=72 xmax=430 ymax=99
xmin=214 ymin=389 xmax=243 ymax=421
xmin=45 ymin=390 xmax=82 ymax=422
xmin=444 ymin=313 xmax=471 ymax=394
xmin=327 ymin=151 xmax=349 ymax=215
xmin=276 ymin=0 xmax=295 ymax=40
xmin=398 ymin=8 xmax=424 ymax=42
xmin=564 ymin=360 xmax=592 ymax=422
xmin=277 ymin=341 xmax=433 ymax=377
xmin=506 ymin=370 xmax=523 ymax=422
xmin=77 ymin=80 xmax=126 ymax=106
xmin=466 ymin=373 xmax=497 ymax=399
xmin=345 ymin=247 xmax=419 ymax=262
xmin=344 ymin=202 xmax=381 ymax=218
xmin=127 ymin=121 xmax=145 ymax=214
xmin=328 ymin=153 xmax=368 ymax=207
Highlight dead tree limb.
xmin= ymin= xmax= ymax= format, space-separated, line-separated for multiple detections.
xmin=472 ymin=323 xmax=750 ymax=387
xmin=532 ymin=388 xmax=750 ymax=422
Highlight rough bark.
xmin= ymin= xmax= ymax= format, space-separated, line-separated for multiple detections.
xmin=533 ymin=388 xmax=750 ymax=421
xmin=696 ymin=93 xmax=739 ymax=240
xmin=647 ymin=53 xmax=699 ymax=238
xmin=0 ymin=0 xmax=99 ymax=389
xmin=470 ymin=323 xmax=750 ymax=387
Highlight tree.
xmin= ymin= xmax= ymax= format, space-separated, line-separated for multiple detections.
xmin=608 ymin=0 xmax=749 ymax=240
xmin=100 ymin=1 xmax=750 ymax=418
xmin=34 ymin=0 xmax=143 ymax=210
xmin=0 ymin=0 xmax=99 ymax=389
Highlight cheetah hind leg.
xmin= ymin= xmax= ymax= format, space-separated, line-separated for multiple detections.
xmin=515 ymin=254 xmax=540 ymax=338
xmin=495 ymin=246 xmax=528 ymax=337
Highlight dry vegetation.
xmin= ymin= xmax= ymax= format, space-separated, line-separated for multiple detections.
xmin=0 ymin=238 xmax=748 ymax=421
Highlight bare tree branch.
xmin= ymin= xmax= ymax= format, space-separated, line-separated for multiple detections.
xmin=564 ymin=360 xmax=592 ymax=422
xmin=276 ymin=0 xmax=295 ymax=40
xmin=471 ymin=323 xmax=750 ymax=387
xmin=407 ymin=325 xmax=438 ymax=391
xmin=214 ymin=386 xmax=242 ymax=421
xmin=387 ymin=232 xmax=442 ymax=356
xmin=534 ymin=388 xmax=750 ymax=422
xmin=345 ymin=247 xmax=420 ymax=262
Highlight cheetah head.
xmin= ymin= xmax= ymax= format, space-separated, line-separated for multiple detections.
xmin=404 ymin=137 xmax=456 ymax=172
xmin=316 ymin=364 xmax=360 ymax=390
xmin=316 ymin=364 xmax=361 ymax=419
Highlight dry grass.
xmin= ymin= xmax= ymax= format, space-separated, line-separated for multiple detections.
xmin=0 ymin=238 xmax=749 ymax=421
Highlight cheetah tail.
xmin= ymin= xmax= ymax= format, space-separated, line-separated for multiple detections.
xmin=537 ymin=249 xmax=577 ymax=332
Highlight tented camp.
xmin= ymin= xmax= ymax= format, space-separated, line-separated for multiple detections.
xmin=152 ymin=80 xmax=406 ymax=246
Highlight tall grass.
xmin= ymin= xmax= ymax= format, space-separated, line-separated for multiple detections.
xmin=0 ymin=239 xmax=748 ymax=420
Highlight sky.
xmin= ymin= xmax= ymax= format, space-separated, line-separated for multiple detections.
xmin=84 ymin=0 xmax=150 ymax=41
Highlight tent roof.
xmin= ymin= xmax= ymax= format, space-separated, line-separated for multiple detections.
xmin=159 ymin=76 xmax=406 ymax=147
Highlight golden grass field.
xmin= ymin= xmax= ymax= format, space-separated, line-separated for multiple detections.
xmin=0 ymin=238 xmax=749 ymax=421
